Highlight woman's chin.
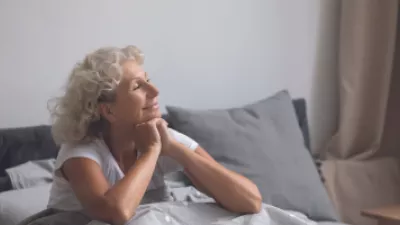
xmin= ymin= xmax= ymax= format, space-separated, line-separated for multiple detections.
xmin=134 ymin=109 xmax=162 ymax=124
xmin=146 ymin=110 xmax=162 ymax=120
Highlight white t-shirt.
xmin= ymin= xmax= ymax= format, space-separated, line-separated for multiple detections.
xmin=47 ymin=128 xmax=198 ymax=211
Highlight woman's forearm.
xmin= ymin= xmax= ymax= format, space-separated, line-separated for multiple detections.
xmin=104 ymin=147 xmax=161 ymax=224
xmin=169 ymin=143 xmax=262 ymax=214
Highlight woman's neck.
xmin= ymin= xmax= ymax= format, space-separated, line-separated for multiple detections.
xmin=104 ymin=124 xmax=136 ymax=161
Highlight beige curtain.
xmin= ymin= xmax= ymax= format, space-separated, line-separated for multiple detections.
xmin=321 ymin=0 xmax=400 ymax=225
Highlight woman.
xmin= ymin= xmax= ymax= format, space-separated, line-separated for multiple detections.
xmin=47 ymin=45 xmax=262 ymax=225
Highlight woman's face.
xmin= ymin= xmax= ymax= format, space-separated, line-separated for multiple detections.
xmin=106 ymin=60 xmax=161 ymax=125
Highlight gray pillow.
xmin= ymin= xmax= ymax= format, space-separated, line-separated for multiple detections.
xmin=166 ymin=90 xmax=338 ymax=221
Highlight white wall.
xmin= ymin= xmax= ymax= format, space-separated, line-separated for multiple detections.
xmin=0 ymin=0 xmax=339 ymax=152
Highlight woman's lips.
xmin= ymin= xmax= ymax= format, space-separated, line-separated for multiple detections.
xmin=143 ymin=103 xmax=159 ymax=110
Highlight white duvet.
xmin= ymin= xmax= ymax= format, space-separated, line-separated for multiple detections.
xmin=110 ymin=201 xmax=319 ymax=225
xmin=0 ymin=185 xmax=347 ymax=225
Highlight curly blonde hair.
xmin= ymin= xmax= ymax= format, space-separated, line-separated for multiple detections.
xmin=49 ymin=45 xmax=144 ymax=145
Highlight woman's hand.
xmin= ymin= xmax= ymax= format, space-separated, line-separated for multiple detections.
xmin=133 ymin=118 xmax=162 ymax=153
xmin=156 ymin=119 xmax=178 ymax=156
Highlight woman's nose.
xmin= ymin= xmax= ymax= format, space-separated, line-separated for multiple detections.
xmin=145 ymin=82 xmax=159 ymax=98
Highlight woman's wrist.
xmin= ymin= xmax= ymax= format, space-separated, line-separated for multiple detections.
xmin=166 ymin=140 xmax=181 ymax=156
xmin=144 ymin=145 xmax=162 ymax=155
xmin=168 ymin=141 xmax=195 ymax=167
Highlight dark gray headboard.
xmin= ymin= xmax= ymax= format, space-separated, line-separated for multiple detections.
xmin=292 ymin=98 xmax=310 ymax=150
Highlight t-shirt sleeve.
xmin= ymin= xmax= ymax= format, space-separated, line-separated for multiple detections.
xmin=157 ymin=128 xmax=199 ymax=175
xmin=169 ymin=128 xmax=199 ymax=151
xmin=54 ymin=143 xmax=103 ymax=171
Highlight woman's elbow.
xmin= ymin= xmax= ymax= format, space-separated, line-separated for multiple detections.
xmin=226 ymin=194 xmax=262 ymax=214
xmin=247 ymin=196 xmax=262 ymax=214
xmin=111 ymin=206 xmax=135 ymax=225
xmin=87 ymin=200 xmax=135 ymax=225
xmin=243 ymin=188 xmax=263 ymax=214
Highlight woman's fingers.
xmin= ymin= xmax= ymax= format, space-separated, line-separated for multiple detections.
xmin=133 ymin=118 xmax=162 ymax=152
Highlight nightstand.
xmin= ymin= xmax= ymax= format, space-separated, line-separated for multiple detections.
xmin=362 ymin=205 xmax=400 ymax=225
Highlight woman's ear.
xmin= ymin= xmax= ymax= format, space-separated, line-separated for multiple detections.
xmin=99 ymin=103 xmax=116 ymax=123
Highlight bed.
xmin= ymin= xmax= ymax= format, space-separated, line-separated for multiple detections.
xmin=0 ymin=90 xmax=348 ymax=225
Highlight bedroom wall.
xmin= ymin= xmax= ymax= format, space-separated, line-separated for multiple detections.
xmin=0 ymin=0 xmax=340 ymax=152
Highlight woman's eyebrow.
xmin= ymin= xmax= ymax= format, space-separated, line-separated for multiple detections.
xmin=131 ymin=71 xmax=147 ymax=80
xmin=129 ymin=72 xmax=145 ymax=81
xmin=129 ymin=74 xmax=146 ymax=85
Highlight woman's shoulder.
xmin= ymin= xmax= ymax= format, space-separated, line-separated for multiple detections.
xmin=54 ymin=139 xmax=109 ymax=170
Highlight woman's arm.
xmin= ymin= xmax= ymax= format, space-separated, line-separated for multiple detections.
xmin=63 ymin=146 xmax=161 ymax=225
xmin=168 ymin=142 xmax=263 ymax=214
xmin=63 ymin=118 xmax=163 ymax=225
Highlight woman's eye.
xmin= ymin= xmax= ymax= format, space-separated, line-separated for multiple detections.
xmin=132 ymin=79 xmax=150 ymax=91
xmin=132 ymin=84 xmax=141 ymax=90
